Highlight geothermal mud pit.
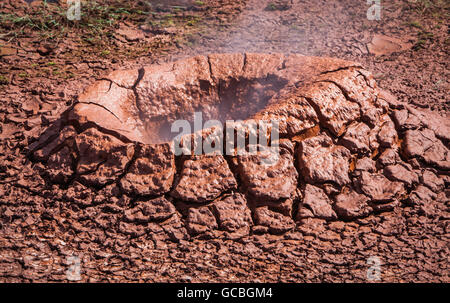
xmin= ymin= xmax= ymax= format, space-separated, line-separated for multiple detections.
xmin=28 ymin=53 xmax=449 ymax=241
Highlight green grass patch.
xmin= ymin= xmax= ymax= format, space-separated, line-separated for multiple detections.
xmin=409 ymin=20 xmax=423 ymax=29
xmin=100 ymin=50 xmax=111 ymax=56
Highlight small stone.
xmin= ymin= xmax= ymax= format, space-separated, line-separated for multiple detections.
xmin=367 ymin=35 xmax=413 ymax=56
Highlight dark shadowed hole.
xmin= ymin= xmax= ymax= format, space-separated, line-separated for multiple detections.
xmin=145 ymin=75 xmax=288 ymax=143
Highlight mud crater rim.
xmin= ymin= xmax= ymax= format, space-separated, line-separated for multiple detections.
xmin=27 ymin=53 xmax=450 ymax=238
xmin=141 ymin=74 xmax=289 ymax=144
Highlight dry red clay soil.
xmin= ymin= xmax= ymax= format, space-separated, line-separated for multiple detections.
xmin=0 ymin=0 xmax=449 ymax=283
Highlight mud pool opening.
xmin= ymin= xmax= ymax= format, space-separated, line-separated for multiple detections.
xmin=139 ymin=75 xmax=288 ymax=144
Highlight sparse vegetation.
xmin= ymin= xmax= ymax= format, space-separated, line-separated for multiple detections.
xmin=100 ymin=50 xmax=111 ymax=56
xmin=265 ymin=3 xmax=278 ymax=11
xmin=0 ymin=0 xmax=232 ymax=83
xmin=0 ymin=74 xmax=9 ymax=85
xmin=412 ymin=0 xmax=448 ymax=15
xmin=408 ymin=20 xmax=423 ymax=29
xmin=0 ymin=1 xmax=211 ymax=46
xmin=413 ymin=30 xmax=435 ymax=50
xmin=264 ymin=1 xmax=291 ymax=11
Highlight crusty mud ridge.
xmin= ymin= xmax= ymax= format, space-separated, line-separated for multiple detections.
xmin=27 ymin=53 xmax=449 ymax=240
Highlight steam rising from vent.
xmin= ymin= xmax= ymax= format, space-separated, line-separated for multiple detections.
xmin=151 ymin=75 xmax=288 ymax=144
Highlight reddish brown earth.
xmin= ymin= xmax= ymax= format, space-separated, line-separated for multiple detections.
xmin=0 ymin=0 xmax=449 ymax=282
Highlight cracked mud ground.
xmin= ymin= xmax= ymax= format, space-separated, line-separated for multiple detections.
xmin=0 ymin=1 xmax=449 ymax=282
